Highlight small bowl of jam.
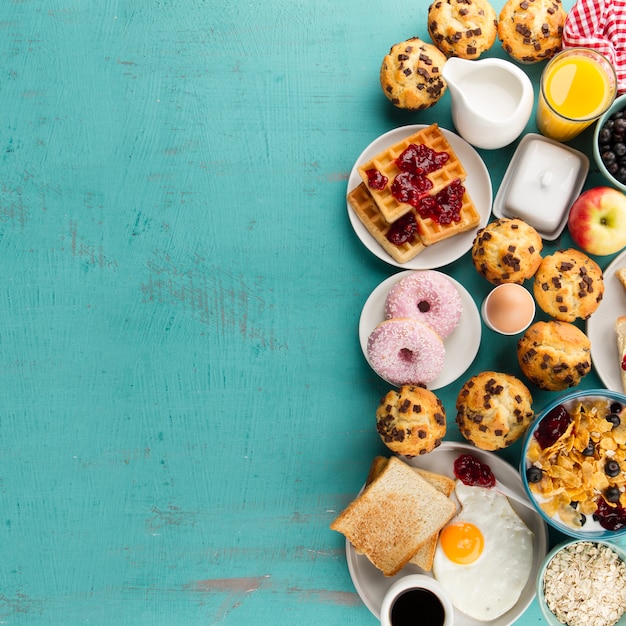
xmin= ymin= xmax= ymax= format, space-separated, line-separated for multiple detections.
xmin=520 ymin=389 xmax=626 ymax=540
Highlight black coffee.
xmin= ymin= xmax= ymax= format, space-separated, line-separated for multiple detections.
xmin=390 ymin=588 xmax=445 ymax=626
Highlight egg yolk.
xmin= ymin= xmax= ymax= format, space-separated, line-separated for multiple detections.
xmin=440 ymin=521 xmax=484 ymax=564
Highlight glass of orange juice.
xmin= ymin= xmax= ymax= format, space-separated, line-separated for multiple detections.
xmin=536 ymin=47 xmax=617 ymax=142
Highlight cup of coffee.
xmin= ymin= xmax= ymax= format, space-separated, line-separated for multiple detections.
xmin=380 ymin=574 xmax=453 ymax=626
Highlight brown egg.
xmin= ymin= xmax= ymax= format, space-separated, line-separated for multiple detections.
xmin=483 ymin=283 xmax=535 ymax=335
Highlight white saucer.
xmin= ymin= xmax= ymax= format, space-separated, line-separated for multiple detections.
xmin=345 ymin=442 xmax=548 ymax=626
xmin=347 ymin=125 xmax=493 ymax=269
xmin=359 ymin=270 xmax=481 ymax=390
xmin=587 ymin=249 xmax=626 ymax=392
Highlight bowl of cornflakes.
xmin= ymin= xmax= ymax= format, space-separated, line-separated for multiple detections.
xmin=521 ymin=389 xmax=626 ymax=540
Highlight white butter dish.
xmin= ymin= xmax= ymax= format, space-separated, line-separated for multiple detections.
xmin=493 ymin=133 xmax=589 ymax=240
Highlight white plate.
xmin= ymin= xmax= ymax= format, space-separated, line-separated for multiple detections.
xmin=345 ymin=442 xmax=548 ymax=626
xmin=359 ymin=270 xmax=481 ymax=390
xmin=347 ymin=125 xmax=493 ymax=269
xmin=587 ymin=249 xmax=626 ymax=392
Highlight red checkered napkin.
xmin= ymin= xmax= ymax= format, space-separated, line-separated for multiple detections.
xmin=562 ymin=0 xmax=626 ymax=93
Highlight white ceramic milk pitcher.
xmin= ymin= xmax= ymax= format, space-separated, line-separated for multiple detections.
xmin=442 ymin=57 xmax=534 ymax=150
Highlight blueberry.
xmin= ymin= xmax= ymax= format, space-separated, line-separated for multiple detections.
xmin=526 ymin=466 xmax=543 ymax=483
xmin=606 ymin=486 xmax=621 ymax=503
xmin=611 ymin=402 xmax=623 ymax=414
xmin=603 ymin=150 xmax=617 ymax=165
xmin=605 ymin=459 xmax=621 ymax=477
xmin=582 ymin=441 xmax=595 ymax=456
xmin=607 ymin=413 xmax=621 ymax=428
xmin=615 ymin=118 xmax=626 ymax=133
xmin=615 ymin=143 xmax=626 ymax=157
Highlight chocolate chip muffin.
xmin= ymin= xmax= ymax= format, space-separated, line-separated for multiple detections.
xmin=471 ymin=218 xmax=543 ymax=285
xmin=455 ymin=371 xmax=534 ymax=450
xmin=498 ymin=0 xmax=566 ymax=64
xmin=517 ymin=321 xmax=592 ymax=391
xmin=533 ymin=248 xmax=604 ymax=322
xmin=428 ymin=0 xmax=498 ymax=59
xmin=376 ymin=385 xmax=446 ymax=457
xmin=379 ymin=37 xmax=448 ymax=110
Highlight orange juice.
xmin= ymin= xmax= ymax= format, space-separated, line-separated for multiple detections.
xmin=537 ymin=48 xmax=616 ymax=142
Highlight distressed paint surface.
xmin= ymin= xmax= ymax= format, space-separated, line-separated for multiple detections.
xmin=0 ymin=0 xmax=606 ymax=624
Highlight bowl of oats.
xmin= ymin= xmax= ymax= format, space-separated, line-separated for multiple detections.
xmin=538 ymin=539 xmax=626 ymax=626
xmin=521 ymin=389 xmax=626 ymax=539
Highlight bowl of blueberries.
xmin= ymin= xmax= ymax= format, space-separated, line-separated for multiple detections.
xmin=595 ymin=93 xmax=626 ymax=192
xmin=520 ymin=389 xmax=626 ymax=540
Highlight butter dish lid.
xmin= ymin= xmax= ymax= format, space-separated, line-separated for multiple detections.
xmin=493 ymin=133 xmax=589 ymax=240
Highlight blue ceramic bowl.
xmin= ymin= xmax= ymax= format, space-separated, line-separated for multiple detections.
xmin=537 ymin=538 xmax=626 ymax=626
xmin=594 ymin=93 xmax=626 ymax=193
xmin=520 ymin=389 xmax=626 ymax=540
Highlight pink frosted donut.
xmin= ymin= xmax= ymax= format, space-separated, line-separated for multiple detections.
xmin=367 ymin=318 xmax=445 ymax=386
xmin=385 ymin=270 xmax=462 ymax=338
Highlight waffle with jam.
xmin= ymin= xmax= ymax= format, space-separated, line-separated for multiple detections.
xmin=357 ymin=123 xmax=467 ymax=223
xmin=350 ymin=124 xmax=481 ymax=262
xmin=348 ymin=182 xmax=426 ymax=264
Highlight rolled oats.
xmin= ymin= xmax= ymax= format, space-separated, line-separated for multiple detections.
xmin=543 ymin=542 xmax=626 ymax=626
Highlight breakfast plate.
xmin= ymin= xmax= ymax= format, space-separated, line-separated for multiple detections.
xmin=587 ymin=249 xmax=626 ymax=392
xmin=359 ymin=270 xmax=481 ymax=390
xmin=347 ymin=125 xmax=492 ymax=269
xmin=345 ymin=442 xmax=548 ymax=626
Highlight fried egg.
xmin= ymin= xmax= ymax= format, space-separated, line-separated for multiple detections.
xmin=432 ymin=481 xmax=534 ymax=621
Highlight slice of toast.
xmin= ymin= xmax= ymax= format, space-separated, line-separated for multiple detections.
xmin=365 ymin=456 xmax=455 ymax=499
xmin=331 ymin=456 xmax=457 ymax=577
xmin=365 ymin=456 xmax=455 ymax=571
xmin=365 ymin=455 xmax=391 ymax=486
xmin=408 ymin=470 xmax=455 ymax=571
xmin=616 ymin=316 xmax=626 ymax=394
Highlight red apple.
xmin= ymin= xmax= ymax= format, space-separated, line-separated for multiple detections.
xmin=568 ymin=186 xmax=626 ymax=256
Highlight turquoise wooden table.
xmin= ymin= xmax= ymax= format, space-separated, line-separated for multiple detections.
xmin=1 ymin=0 xmax=617 ymax=623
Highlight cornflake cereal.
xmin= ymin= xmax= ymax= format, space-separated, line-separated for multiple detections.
xmin=525 ymin=397 xmax=626 ymax=532
xmin=543 ymin=541 xmax=626 ymax=626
